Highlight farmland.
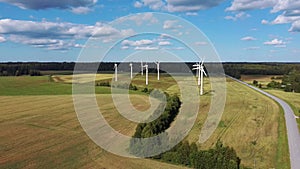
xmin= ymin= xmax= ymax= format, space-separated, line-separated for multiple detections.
xmin=0 ymin=74 xmax=290 ymax=169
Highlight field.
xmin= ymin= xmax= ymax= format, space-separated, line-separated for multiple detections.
xmin=0 ymin=74 xmax=290 ymax=169
xmin=241 ymin=75 xmax=282 ymax=86
xmin=266 ymin=89 xmax=300 ymax=129
xmin=0 ymin=95 xmax=188 ymax=169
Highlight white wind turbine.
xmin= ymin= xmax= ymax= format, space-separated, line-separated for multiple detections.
xmin=129 ymin=63 xmax=133 ymax=79
xmin=114 ymin=63 xmax=118 ymax=82
xmin=143 ymin=63 xmax=149 ymax=85
xmin=154 ymin=61 xmax=160 ymax=81
xmin=140 ymin=61 xmax=143 ymax=76
xmin=193 ymin=59 xmax=207 ymax=95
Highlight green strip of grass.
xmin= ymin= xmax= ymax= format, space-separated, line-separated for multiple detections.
xmin=275 ymin=105 xmax=291 ymax=169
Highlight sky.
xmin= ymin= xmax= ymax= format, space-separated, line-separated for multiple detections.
xmin=0 ymin=0 xmax=299 ymax=62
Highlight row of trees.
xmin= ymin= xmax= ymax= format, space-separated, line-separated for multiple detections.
xmin=129 ymin=90 xmax=244 ymax=168
xmin=161 ymin=141 xmax=244 ymax=169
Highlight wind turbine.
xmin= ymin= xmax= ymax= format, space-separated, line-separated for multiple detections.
xmin=143 ymin=63 xmax=148 ymax=85
xmin=155 ymin=61 xmax=160 ymax=81
xmin=140 ymin=61 xmax=143 ymax=76
xmin=129 ymin=63 xmax=133 ymax=79
xmin=114 ymin=63 xmax=118 ymax=82
xmin=193 ymin=59 xmax=207 ymax=95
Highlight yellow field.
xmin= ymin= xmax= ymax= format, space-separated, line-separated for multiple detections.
xmin=0 ymin=95 xmax=188 ymax=169
xmin=185 ymin=79 xmax=288 ymax=169
xmin=52 ymin=74 xmax=113 ymax=84
xmin=241 ymin=75 xmax=282 ymax=86
xmin=0 ymin=75 xmax=290 ymax=169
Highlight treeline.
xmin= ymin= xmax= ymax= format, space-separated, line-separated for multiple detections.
xmin=129 ymin=90 xmax=244 ymax=169
xmin=267 ymin=70 xmax=300 ymax=93
xmin=224 ymin=63 xmax=300 ymax=79
xmin=161 ymin=141 xmax=244 ymax=169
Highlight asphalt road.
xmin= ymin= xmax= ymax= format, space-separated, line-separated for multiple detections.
xmin=228 ymin=76 xmax=300 ymax=169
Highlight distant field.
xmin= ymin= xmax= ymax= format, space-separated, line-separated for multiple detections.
xmin=0 ymin=75 xmax=290 ymax=169
xmin=0 ymin=95 xmax=188 ymax=169
xmin=241 ymin=75 xmax=282 ymax=86
xmin=0 ymin=76 xmax=142 ymax=95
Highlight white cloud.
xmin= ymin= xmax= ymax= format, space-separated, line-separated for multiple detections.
xmin=167 ymin=0 xmax=224 ymax=12
xmin=134 ymin=1 xmax=143 ymax=8
xmin=226 ymin=0 xmax=276 ymax=11
xmin=264 ymin=38 xmax=286 ymax=45
xmin=224 ymin=12 xmax=250 ymax=21
xmin=135 ymin=46 xmax=159 ymax=50
xmin=158 ymin=41 xmax=171 ymax=46
xmin=117 ymin=13 xmax=158 ymax=26
xmin=241 ymin=36 xmax=256 ymax=41
xmin=271 ymin=0 xmax=300 ymax=13
xmin=163 ymin=20 xmax=182 ymax=29
xmin=261 ymin=19 xmax=270 ymax=24
xmin=71 ymin=7 xmax=93 ymax=14
xmin=289 ymin=20 xmax=300 ymax=32
xmin=133 ymin=0 xmax=166 ymax=10
xmin=244 ymin=46 xmax=260 ymax=50
xmin=185 ymin=12 xmax=198 ymax=16
xmin=271 ymin=12 xmax=300 ymax=24
xmin=0 ymin=35 xmax=6 ymax=42
xmin=122 ymin=39 xmax=154 ymax=47
xmin=0 ymin=0 xmax=97 ymax=11
xmin=0 ymin=18 xmax=133 ymax=50
xmin=133 ymin=0 xmax=224 ymax=12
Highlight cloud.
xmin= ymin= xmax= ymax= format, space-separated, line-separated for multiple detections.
xmin=264 ymin=38 xmax=286 ymax=45
xmin=0 ymin=0 xmax=97 ymax=11
xmin=122 ymin=39 xmax=154 ymax=47
xmin=195 ymin=41 xmax=208 ymax=46
xmin=163 ymin=20 xmax=182 ymax=29
xmin=289 ymin=20 xmax=300 ymax=32
xmin=117 ymin=13 xmax=158 ymax=26
xmin=0 ymin=35 xmax=6 ymax=42
xmin=158 ymin=41 xmax=171 ymax=46
xmin=0 ymin=18 xmax=133 ymax=50
xmin=135 ymin=46 xmax=159 ymax=50
xmin=261 ymin=19 xmax=269 ymax=24
xmin=224 ymin=12 xmax=250 ymax=21
xmin=185 ymin=12 xmax=198 ymax=16
xmin=226 ymin=0 xmax=300 ymax=32
xmin=226 ymin=0 xmax=276 ymax=11
xmin=244 ymin=46 xmax=260 ymax=50
xmin=71 ymin=7 xmax=93 ymax=14
xmin=133 ymin=0 xmax=166 ymax=10
xmin=241 ymin=36 xmax=256 ymax=41
xmin=167 ymin=0 xmax=225 ymax=12
xmin=134 ymin=1 xmax=143 ymax=8
xmin=133 ymin=0 xmax=224 ymax=12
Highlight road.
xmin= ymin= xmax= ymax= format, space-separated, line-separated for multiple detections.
xmin=228 ymin=76 xmax=300 ymax=169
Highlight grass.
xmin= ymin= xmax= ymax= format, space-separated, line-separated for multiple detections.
xmin=184 ymin=78 xmax=289 ymax=169
xmin=266 ymin=89 xmax=300 ymax=130
xmin=0 ymin=76 xmax=142 ymax=95
xmin=0 ymin=74 xmax=290 ymax=168
xmin=0 ymin=95 xmax=189 ymax=169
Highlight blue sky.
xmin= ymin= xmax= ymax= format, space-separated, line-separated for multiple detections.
xmin=0 ymin=0 xmax=299 ymax=62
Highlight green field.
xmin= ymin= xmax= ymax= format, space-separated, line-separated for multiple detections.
xmin=0 ymin=74 xmax=290 ymax=168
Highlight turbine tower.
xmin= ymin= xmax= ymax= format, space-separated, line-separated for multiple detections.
xmin=155 ymin=61 xmax=160 ymax=81
xmin=143 ymin=63 xmax=148 ymax=85
xmin=129 ymin=63 xmax=133 ymax=79
xmin=140 ymin=61 xmax=143 ymax=76
xmin=193 ymin=59 xmax=207 ymax=95
xmin=114 ymin=63 xmax=118 ymax=82
xmin=199 ymin=60 xmax=207 ymax=95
